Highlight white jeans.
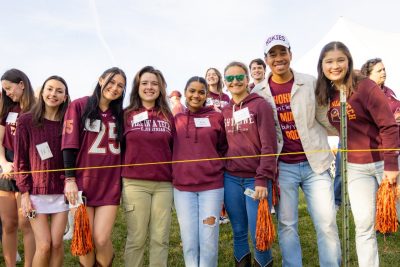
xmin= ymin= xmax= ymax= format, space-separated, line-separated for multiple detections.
xmin=347 ymin=161 xmax=383 ymax=267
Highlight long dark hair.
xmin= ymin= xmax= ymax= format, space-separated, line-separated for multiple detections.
xmin=125 ymin=66 xmax=171 ymax=120
xmin=81 ymin=67 xmax=126 ymax=142
xmin=0 ymin=69 xmax=36 ymax=119
xmin=315 ymin=41 xmax=363 ymax=106
xmin=31 ymin=75 xmax=70 ymax=127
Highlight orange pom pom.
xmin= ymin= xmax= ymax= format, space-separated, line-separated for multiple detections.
xmin=256 ymin=199 xmax=276 ymax=251
xmin=71 ymin=204 xmax=94 ymax=256
xmin=375 ymin=179 xmax=398 ymax=234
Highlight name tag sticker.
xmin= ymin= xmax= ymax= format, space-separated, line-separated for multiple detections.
xmin=85 ymin=119 xmax=101 ymax=132
xmin=194 ymin=117 xmax=211 ymax=128
xmin=36 ymin=142 xmax=54 ymax=160
xmin=6 ymin=112 xmax=18 ymax=123
xmin=233 ymin=107 xmax=250 ymax=123
xmin=244 ymin=188 xmax=255 ymax=198
xmin=133 ymin=111 xmax=148 ymax=124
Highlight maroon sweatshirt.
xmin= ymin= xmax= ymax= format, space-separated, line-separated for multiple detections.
xmin=222 ymin=93 xmax=277 ymax=187
xmin=15 ymin=113 xmax=65 ymax=194
xmin=122 ymin=107 xmax=174 ymax=182
xmin=1 ymin=105 xmax=21 ymax=152
xmin=172 ymin=106 xmax=227 ymax=191
xmin=328 ymin=78 xmax=399 ymax=171
xmin=206 ymin=91 xmax=230 ymax=109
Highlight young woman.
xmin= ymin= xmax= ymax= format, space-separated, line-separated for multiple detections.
xmin=15 ymin=76 xmax=70 ymax=267
xmin=316 ymin=42 xmax=399 ymax=267
xmin=205 ymin=68 xmax=230 ymax=111
xmin=0 ymin=68 xmax=36 ymax=266
xmin=122 ymin=66 xmax=174 ymax=267
xmin=361 ymin=58 xmax=400 ymax=220
xmin=62 ymin=67 xmax=126 ymax=267
xmin=173 ymin=76 xmax=227 ymax=267
xmin=221 ymin=62 xmax=277 ymax=267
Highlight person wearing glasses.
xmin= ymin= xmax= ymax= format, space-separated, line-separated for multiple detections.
xmin=252 ymin=34 xmax=341 ymax=266
xmin=361 ymin=58 xmax=400 ymax=223
xmin=361 ymin=58 xmax=400 ymax=124
xmin=222 ymin=61 xmax=277 ymax=267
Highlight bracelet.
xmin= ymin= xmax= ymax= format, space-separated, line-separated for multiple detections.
xmin=64 ymin=177 xmax=76 ymax=184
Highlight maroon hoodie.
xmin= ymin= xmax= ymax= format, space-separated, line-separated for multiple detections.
xmin=172 ymin=106 xmax=227 ymax=191
xmin=122 ymin=107 xmax=174 ymax=181
xmin=328 ymin=78 xmax=399 ymax=170
xmin=222 ymin=93 xmax=277 ymax=187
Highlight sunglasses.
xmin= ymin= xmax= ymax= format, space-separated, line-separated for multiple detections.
xmin=224 ymin=74 xmax=246 ymax=82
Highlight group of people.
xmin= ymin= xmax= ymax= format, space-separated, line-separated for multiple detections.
xmin=0 ymin=33 xmax=398 ymax=267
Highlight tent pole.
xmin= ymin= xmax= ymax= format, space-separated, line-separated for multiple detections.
xmin=340 ymin=85 xmax=350 ymax=266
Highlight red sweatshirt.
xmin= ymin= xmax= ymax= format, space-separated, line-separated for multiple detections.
xmin=222 ymin=93 xmax=277 ymax=187
xmin=172 ymin=106 xmax=227 ymax=191
xmin=15 ymin=113 xmax=65 ymax=194
xmin=328 ymin=78 xmax=399 ymax=170
xmin=122 ymin=107 xmax=174 ymax=182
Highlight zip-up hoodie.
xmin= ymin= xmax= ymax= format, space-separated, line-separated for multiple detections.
xmin=172 ymin=106 xmax=227 ymax=191
xmin=222 ymin=93 xmax=277 ymax=187
xmin=122 ymin=107 xmax=174 ymax=181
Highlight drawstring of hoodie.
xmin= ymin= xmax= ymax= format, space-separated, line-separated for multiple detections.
xmin=185 ymin=110 xmax=199 ymax=143
xmin=194 ymin=125 xmax=198 ymax=143
xmin=232 ymin=102 xmax=243 ymax=133
xmin=149 ymin=109 xmax=155 ymax=133
xmin=185 ymin=111 xmax=190 ymax=138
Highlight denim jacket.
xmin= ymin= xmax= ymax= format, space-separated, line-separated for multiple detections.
xmin=253 ymin=70 xmax=334 ymax=174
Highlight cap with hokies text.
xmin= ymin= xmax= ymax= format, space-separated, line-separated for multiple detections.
xmin=264 ymin=34 xmax=290 ymax=54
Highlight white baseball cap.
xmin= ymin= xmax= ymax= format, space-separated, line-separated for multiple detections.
xmin=264 ymin=34 xmax=290 ymax=54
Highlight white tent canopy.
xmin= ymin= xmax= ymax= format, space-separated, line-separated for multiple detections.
xmin=293 ymin=17 xmax=400 ymax=95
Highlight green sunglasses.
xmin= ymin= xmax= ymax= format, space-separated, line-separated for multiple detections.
xmin=224 ymin=74 xmax=246 ymax=82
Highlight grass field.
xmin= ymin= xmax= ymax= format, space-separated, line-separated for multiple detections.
xmin=3 ymin=191 xmax=400 ymax=266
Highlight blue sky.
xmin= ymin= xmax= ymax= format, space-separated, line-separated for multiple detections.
xmin=1 ymin=0 xmax=399 ymax=102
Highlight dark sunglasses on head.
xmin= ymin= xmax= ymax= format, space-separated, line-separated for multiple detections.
xmin=224 ymin=74 xmax=246 ymax=82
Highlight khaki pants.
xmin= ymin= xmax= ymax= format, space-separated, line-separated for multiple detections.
xmin=122 ymin=178 xmax=173 ymax=267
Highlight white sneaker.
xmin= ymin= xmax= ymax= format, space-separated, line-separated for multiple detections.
xmin=63 ymin=230 xmax=73 ymax=240
xmin=219 ymin=216 xmax=230 ymax=225
xmin=16 ymin=251 xmax=21 ymax=262
xmin=271 ymin=206 xmax=276 ymax=214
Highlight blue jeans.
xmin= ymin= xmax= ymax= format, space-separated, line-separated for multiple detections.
xmin=277 ymin=161 xmax=341 ymax=267
xmin=174 ymin=188 xmax=224 ymax=267
xmin=224 ymin=173 xmax=273 ymax=267
xmin=334 ymin=143 xmax=342 ymax=207
xmin=347 ymin=161 xmax=383 ymax=267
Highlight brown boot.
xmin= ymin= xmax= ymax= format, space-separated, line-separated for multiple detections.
xmin=235 ymin=253 xmax=251 ymax=267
